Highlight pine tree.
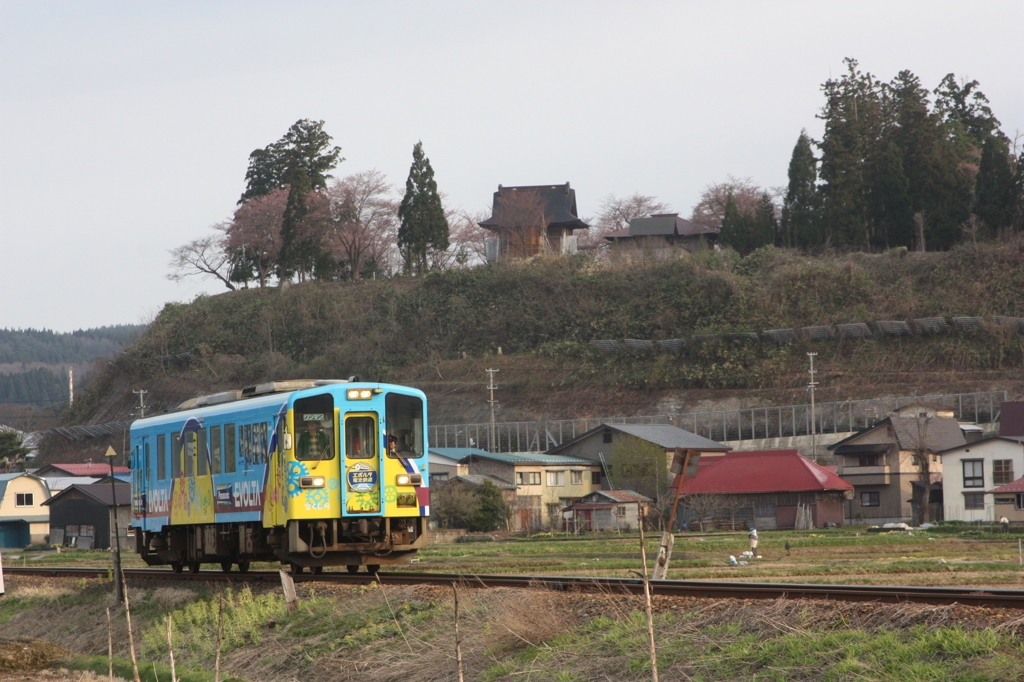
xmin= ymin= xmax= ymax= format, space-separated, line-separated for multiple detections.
xmin=397 ymin=141 xmax=449 ymax=274
xmin=974 ymin=135 xmax=1016 ymax=237
xmin=866 ymin=139 xmax=912 ymax=248
xmin=781 ymin=130 xmax=819 ymax=248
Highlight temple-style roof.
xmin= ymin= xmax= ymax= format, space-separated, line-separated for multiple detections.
xmin=605 ymin=213 xmax=717 ymax=241
xmin=478 ymin=183 xmax=589 ymax=231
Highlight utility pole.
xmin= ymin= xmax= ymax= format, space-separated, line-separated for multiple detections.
xmin=133 ymin=389 xmax=148 ymax=419
xmin=807 ymin=352 xmax=818 ymax=460
xmin=68 ymin=369 xmax=74 ymax=406
xmin=485 ymin=369 xmax=499 ymax=452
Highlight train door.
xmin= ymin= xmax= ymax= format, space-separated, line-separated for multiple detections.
xmin=134 ymin=437 xmax=150 ymax=521
xmin=343 ymin=413 xmax=381 ymax=514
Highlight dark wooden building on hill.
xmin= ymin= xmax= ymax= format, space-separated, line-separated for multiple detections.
xmin=604 ymin=213 xmax=719 ymax=255
xmin=479 ymin=183 xmax=588 ymax=260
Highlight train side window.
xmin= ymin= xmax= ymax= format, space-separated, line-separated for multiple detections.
xmin=345 ymin=416 xmax=375 ymax=459
xmin=211 ymin=425 xmax=222 ymax=475
xmin=184 ymin=432 xmax=195 ymax=477
xmin=225 ymin=424 xmax=236 ymax=473
xmin=197 ymin=428 xmax=210 ymax=476
xmin=157 ymin=434 xmax=167 ymax=481
xmin=240 ymin=424 xmax=251 ymax=465
xmin=258 ymin=423 xmax=268 ymax=464
xmin=172 ymin=433 xmax=181 ymax=478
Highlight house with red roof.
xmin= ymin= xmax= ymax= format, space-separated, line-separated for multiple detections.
xmin=988 ymin=475 xmax=1024 ymax=526
xmin=678 ymin=450 xmax=853 ymax=530
xmin=32 ymin=462 xmax=130 ymax=478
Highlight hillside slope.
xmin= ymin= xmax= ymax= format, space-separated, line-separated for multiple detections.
xmin=65 ymin=241 xmax=1024 ymax=430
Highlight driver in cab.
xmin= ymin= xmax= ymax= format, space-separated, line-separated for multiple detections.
xmin=297 ymin=417 xmax=330 ymax=460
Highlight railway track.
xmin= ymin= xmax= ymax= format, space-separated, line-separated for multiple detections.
xmin=7 ymin=565 xmax=1024 ymax=609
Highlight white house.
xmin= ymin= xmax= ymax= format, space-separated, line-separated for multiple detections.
xmin=939 ymin=436 xmax=1024 ymax=522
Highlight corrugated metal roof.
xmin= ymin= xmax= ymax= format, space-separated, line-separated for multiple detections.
xmin=447 ymin=474 xmax=517 ymax=490
xmin=37 ymin=463 xmax=131 ymax=477
xmin=680 ymin=450 xmax=853 ymax=494
xmin=606 ymin=424 xmax=731 ymax=451
xmin=44 ymin=482 xmax=131 ymax=507
xmin=587 ymin=490 xmax=652 ymax=503
xmin=461 ymin=451 xmax=597 ymax=466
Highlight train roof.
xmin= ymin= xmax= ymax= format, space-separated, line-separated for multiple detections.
xmin=131 ymin=379 xmax=424 ymax=430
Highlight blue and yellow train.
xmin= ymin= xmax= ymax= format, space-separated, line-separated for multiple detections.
xmin=129 ymin=379 xmax=429 ymax=573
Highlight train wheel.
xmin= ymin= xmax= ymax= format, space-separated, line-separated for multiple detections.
xmin=346 ymin=565 xmax=359 ymax=574
xmin=189 ymin=562 xmax=201 ymax=574
xmin=290 ymin=563 xmax=304 ymax=575
xmin=171 ymin=561 xmax=183 ymax=574
xmin=221 ymin=561 xmax=233 ymax=573
xmin=366 ymin=564 xmax=380 ymax=575
xmin=311 ymin=566 xmax=323 ymax=575
xmin=237 ymin=560 xmax=250 ymax=574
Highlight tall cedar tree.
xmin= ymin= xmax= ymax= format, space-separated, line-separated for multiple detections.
xmin=781 ymin=130 xmax=819 ymax=248
xmin=237 ymin=120 xmax=343 ymax=281
xmin=974 ymin=135 xmax=1017 ymax=237
xmin=397 ymin=141 xmax=449 ymax=274
xmin=866 ymin=139 xmax=912 ymax=249
xmin=817 ymin=58 xmax=884 ymax=248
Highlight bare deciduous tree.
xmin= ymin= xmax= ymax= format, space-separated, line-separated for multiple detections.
xmin=167 ymin=225 xmax=236 ymax=290
xmin=581 ymin=192 xmax=671 ymax=254
xmin=680 ymin=492 xmax=726 ymax=532
xmin=689 ymin=176 xmax=765 ymax=231
xmin=326 ymin=170 xmax=398 ymax=279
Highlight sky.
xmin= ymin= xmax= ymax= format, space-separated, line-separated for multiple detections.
xmin=2 ymin=1 xmax=1022 ymax=333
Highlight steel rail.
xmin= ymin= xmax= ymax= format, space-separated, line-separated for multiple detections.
xmin=6 ymin=566 xmax=1024 ymax=609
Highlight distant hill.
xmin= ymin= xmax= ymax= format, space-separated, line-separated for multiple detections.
xmin=61 ymin=240 xmax=1024 ymax=434
xmin=0 ymin=325 xmax=145 ymax=431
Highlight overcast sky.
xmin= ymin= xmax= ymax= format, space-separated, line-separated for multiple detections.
xmin=2 ymin=1 xmax=1022 ymax=333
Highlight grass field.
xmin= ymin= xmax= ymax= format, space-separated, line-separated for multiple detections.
xmin=4 ymin=527 xmax=1024 ymax=681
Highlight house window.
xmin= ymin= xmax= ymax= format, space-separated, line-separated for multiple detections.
xmin=994 ymin=460 xmax=1014 ymax=485
xmin=65 ymin=525 xmax=79 ymax=536
xmin=964 ymin=492 xmax=985 ymax=510
xmin=79 ymin=525 xmax=95 ymax=537
xmin=430 ymin=472 xmax=449 ymax=484
xmin=755 ymin=504 xmax=776 ymax=517
xmin=546 ymin=471 xmax=565 ymax=487
xmin=571 ymin=470 xmax=583 ymax=485
xmin=614 ymin=505 xmax=627 ymax=517
xmin=860 ymin=491 xmax=880 ymax=507
xmin=602 ymin=430 xmax=613 ymax=443
xmin=858 ymin=454 xmax=879 ymax=467
xmin=15 ymin=492 xmax=33 ymax=507
xmin=963 ymin=460 xmax=984 ymax=488
xmin=592 ymin=471 xmax=601 ymax=484
xmin=1016 ymin=493 xmax=1024 ymax=511
xmin=517 ymin=472 xmax=540 ymax=486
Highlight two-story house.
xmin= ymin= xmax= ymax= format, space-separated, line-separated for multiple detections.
xmin=459 ymin=451 xmax=602 ymax=530
xmin=828 ymin=404 xmax=967 ymax=525
xmin=939 ymin=436 xmax=1024 ymax=522
xmin=0 ymin=472 xmax=51 ymax=547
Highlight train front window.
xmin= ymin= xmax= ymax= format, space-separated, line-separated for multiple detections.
xmin=294 ymin=393 xmax=335 ymax=462
xmin=386 ymin=393 xmax=424 ymax=458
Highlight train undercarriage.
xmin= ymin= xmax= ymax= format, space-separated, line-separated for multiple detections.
xmin=135 ymin=516 xmax=427 ymax=575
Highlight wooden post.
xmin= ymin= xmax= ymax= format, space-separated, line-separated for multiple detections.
xmin=452 ymin=583 xmax=465 ymax=682
xmin=279 ymin=569 xmax=298 ymax=613
xmin=639 ymin=515 xmax=659 ymax=682
xmin=653 ymin=449 xmax=699 ymax=580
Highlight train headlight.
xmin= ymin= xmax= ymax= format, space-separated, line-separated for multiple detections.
xmin=300 ymin=476 xmax=326 ymax=488
xmin=346 ymin=388 xmax=374 ymax=400
xmin=396 ymin=474 xmax=422 ymax=486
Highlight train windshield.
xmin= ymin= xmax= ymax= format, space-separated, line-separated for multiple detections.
xmin=294 ymin=393 xmax=336 ymax=462
xmin=385 ymin=393 xmax=424 ymax=458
